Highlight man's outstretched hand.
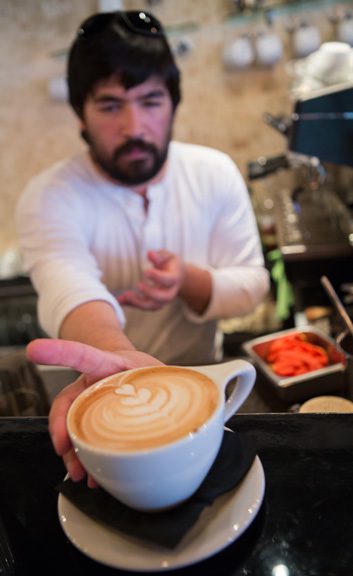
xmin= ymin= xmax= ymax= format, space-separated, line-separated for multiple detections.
xmin=117 ymin=249 xmax=185 ymax=310
xmin=27 ymin=338 xmax=161 ymax=484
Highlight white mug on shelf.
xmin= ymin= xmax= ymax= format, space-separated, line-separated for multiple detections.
xmin=223 ymin=35 xmax=255 ymax=70
xmin=337 ymin=14 xmax=353 ymax=46
xmin=292 ymin=23 xmax=321 ymax=59
xmin=255 ymin=30 xmax=283 ymax=67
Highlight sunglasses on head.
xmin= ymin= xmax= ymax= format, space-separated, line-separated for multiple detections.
xmin=77 ymin=10 xmax=164 ymax=38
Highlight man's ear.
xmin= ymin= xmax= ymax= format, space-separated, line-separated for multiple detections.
xmin=79 ymin=116 xmax=90 ymax=144
xmin=80 ymin=122 xmax=91 ymax=145
xmin=80 ymin=129 xmax=91 ymax=144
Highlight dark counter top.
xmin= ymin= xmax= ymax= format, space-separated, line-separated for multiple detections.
xmin=0 ymin=414 xmax=352 ymax=576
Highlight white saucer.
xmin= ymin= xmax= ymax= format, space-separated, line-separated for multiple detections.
xmin=58 ymin=455 xmax=265 ymax=572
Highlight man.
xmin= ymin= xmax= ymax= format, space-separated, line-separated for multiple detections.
xmin=16 ymin=10 xmax=269 ymax=481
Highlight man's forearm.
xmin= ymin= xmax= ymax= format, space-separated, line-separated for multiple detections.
xmin=59 ymin=300 xmax=135 ymax=352
xmin=178 ymin=264 xmax=212 ymax=315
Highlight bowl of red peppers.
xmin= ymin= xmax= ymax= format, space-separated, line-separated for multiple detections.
xmin=243 ymin=327 xmax=347 ymax=402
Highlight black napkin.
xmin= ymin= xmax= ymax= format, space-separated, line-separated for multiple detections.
xmin=57 ymin=431 xmax=257 ymax=549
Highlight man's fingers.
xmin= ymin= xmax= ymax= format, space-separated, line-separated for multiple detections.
xmin=147 ymin=249 xmax=172 ymax=267
xmin=117 ymin=291 xmax=137 ymax=306
xmin=63 ymin=447 xmax=86 ymax=481
xmin=27 ymin=338 xmax=129 ymax=376
xmin=27 ymin=338 xmax=100 ymax=372
xmin=138 ymin=279 xmax=180 ymax=302
xmin=48 ymin=376 xmax=87 ymax=455
xmin=143 ymin=269 xmax=176 ymax=288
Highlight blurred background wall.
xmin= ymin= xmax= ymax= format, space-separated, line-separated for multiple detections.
xmin=1 ymin=0 xmax=352 ymax=253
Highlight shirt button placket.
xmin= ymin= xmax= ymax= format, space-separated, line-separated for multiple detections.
xmin=141 ymin=200 xmax=162 ymax=270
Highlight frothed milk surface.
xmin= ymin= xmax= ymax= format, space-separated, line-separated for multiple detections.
xmin=70 ymin=367 xmax=218 ymax=451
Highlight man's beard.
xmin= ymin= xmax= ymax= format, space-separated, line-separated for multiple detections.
xmin=82 ymin=130 xmax=171 ymax=186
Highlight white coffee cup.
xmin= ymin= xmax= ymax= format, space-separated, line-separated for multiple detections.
xmin=67 ymin=359 xmax=256 ymax=511
xmin=307 ymin=41 xmax=352 ymax=85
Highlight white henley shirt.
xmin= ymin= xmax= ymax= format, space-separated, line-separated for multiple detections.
xmin=16 ymin=141 xmax=269 ymax=365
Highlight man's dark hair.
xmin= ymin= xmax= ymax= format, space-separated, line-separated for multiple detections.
xmin=67 ymin=11 xmax=181 ymax=118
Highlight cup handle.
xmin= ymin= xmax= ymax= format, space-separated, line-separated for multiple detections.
xmin=190 ymin=359 xmax=256 ymax=422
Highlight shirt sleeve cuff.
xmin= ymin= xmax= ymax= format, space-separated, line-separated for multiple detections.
xmin=181 ymin=267 xmax=270 ymax=324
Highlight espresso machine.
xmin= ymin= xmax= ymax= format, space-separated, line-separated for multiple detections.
xmin=248 ymin=81 xmax=353 ymax=312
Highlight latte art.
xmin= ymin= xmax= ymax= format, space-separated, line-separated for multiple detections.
xmin=70 ymin=366 xmax=219 ymax=451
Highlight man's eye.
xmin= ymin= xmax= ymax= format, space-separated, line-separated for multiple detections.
xmin=98 ymin=103 xmax=121 ymax=113
xmin=143 ymin=100 xmax=162 ymax=107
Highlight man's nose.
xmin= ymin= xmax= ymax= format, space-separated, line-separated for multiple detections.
xmin=121 ymin=105 xmax=144 ymax=138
